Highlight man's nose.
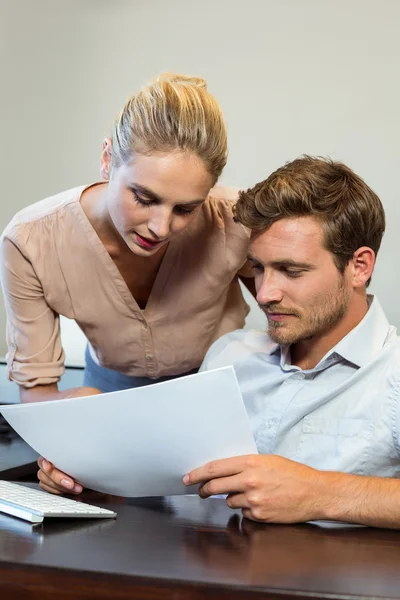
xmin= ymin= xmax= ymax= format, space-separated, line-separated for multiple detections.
xmin=256 ymin=274 xmax=284 ymax=305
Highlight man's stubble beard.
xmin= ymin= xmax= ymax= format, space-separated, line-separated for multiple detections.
xmin=264 ymin=276 xmax=350 ymax=346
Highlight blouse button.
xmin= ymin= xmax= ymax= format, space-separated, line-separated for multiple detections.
xmin=145 ymin=353 xmax=153 ymax=361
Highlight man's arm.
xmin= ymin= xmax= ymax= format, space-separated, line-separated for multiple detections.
xmin=314 ymin=469 xmax=400 ymax=528
xmin=183 ymin=454 xmax=400 ymax=529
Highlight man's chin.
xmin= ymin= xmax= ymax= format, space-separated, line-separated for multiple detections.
xmin=268 ymin=325 xmax=320 ymax=346
xmin=268 ymin=327 xmax=299 ymax=346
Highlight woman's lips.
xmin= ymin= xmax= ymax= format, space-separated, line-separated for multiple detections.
xmin=134 ymin=233 xmax=164 ymax=250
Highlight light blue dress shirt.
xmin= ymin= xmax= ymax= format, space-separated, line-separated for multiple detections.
xmin=201 ymin=296 xmax=400 ymax=477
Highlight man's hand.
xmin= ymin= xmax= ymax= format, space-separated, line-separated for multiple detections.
xmin=183 ymin=454 xmax=328 ymax=523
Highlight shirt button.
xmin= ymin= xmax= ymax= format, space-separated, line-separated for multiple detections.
xmin=145 ymin=353 xmax=153 ymax=361
xmin=142 ymin=322 xmax=148 ymax=329
xmin=292 ymin=373 xmax=305 ymax=381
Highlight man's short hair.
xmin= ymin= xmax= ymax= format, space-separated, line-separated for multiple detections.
xmin=235 ymin=156 xmax=385 ymax=285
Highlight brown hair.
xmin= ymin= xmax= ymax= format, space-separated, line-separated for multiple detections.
xmin=111 ymin=73 xmax=227 ymax=184
xmin=235 ymin=156 xmax=385 ymax=283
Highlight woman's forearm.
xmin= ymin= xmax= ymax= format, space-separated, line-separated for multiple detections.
xmin=19 ymin=384 xmax=102 ymax=403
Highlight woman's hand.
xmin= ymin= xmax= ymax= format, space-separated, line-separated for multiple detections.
xmin=37 ymin=457 xmax=83 ymax=495
xmin=35 ymin=386 xmax=102 ymax=494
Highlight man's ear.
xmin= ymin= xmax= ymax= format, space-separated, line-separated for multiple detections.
xmin=100 ymin=137 xmax=112 ymax=180
xmin=349 ymin=247 xmax=376 ymax=288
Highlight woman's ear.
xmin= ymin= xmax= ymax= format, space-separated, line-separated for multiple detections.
xmin=349 ymin=247 xmax=376 ymax=288
xmin=100 ymin=138 xmax=112 ymax=180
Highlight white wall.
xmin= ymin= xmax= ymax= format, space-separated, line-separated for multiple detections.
xmin=1 ymin=0 xmax=400 ymax=365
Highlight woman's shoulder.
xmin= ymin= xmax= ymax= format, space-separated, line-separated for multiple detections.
xmin=2 ymin=184 xmax=88 ymax=244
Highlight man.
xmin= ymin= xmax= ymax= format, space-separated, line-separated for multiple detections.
xmin=184 ymin=156 xmax=400 ymax=528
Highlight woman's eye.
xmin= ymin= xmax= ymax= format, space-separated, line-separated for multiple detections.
xmin=133 ymin=192 xmax=152 ymax=207
xmin=131 ymin=191 xmax=195 ymax=215
xmin=174 ymin=206 xmax=196 ymax=216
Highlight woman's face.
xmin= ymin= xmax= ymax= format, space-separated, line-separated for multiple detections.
xmin=104 ymin=149 xmax=214 ymax=256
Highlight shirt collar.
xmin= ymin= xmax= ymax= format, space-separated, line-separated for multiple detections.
xmin=265 ymin=341 xmax=280 ymax=356
xmin=325 ymin=295 xmax=391 ymax=368
xmin=269 ymin=295 xmax=391 ymax=370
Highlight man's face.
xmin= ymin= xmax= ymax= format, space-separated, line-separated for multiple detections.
xmin=249 ymin=217 xmax=353 ymax=345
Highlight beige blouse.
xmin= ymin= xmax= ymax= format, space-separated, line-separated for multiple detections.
xmin=0 ymin=184 xmax=253 ymax=388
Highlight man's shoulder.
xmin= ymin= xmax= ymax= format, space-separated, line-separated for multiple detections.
xmin=382 ymin=330 xmax=400 ymax=370
xmin=202 ymin=329 xmax=277 ymax=371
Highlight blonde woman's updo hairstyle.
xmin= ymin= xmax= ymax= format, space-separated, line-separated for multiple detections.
xmin=111 ymin=73 xmax=227 ymax=183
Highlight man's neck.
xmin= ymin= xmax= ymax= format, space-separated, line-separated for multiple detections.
xmin=289 ymin=292 xmax=369 ymax=370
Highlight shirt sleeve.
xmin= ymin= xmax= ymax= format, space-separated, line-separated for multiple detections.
xmin=391 ymin=357 xmax=400 ymax=458
xmin=0 ymin=235 xmax=65 ymax=387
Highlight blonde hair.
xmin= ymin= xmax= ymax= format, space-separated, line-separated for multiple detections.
xmin=111 ymin=73 xmax=227 ymax=183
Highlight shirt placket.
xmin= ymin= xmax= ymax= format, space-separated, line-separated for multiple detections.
xmin=140 ymin=317 xmax=158 ymax=378
xmin=255 ymin=361 xmax=314 ymax=454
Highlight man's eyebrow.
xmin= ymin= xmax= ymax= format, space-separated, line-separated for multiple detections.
xmin=272 ymin=260 xmax=314 ymax=269
xmin=247 ymin=255 xmax=314 ymax=269
xmin=129 ymin=183 xmax=205 ymax=206
xmin=247 ymin=254 xmax=262 ymax=265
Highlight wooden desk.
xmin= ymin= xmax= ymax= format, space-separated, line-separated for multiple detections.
xmin=1 ymin=490 xmax=400 ymax=599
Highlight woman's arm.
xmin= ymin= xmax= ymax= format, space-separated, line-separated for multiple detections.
xmin=24 ymin=384 xmax=103 ymax=494
xmin=19 ymin=383 xmax=102 ymax=403
xmin=0 ymin=236 xmax=101 ymax=400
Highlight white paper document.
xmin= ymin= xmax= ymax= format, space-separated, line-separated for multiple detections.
xmin=0 ymin=367 xmax=257 ymax=497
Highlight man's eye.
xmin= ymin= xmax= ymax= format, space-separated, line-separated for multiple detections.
xmin=285 ymin=269 xmax=304 ymax=277
xmin=251 ymin=264 xmax=264 ymax=272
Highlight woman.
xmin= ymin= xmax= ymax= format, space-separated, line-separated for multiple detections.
xmin=1 ymin=73 xmax=254 ymax=493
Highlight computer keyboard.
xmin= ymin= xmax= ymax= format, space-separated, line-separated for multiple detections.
xmin=0 ymin=480 xmax=117 ymax=523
